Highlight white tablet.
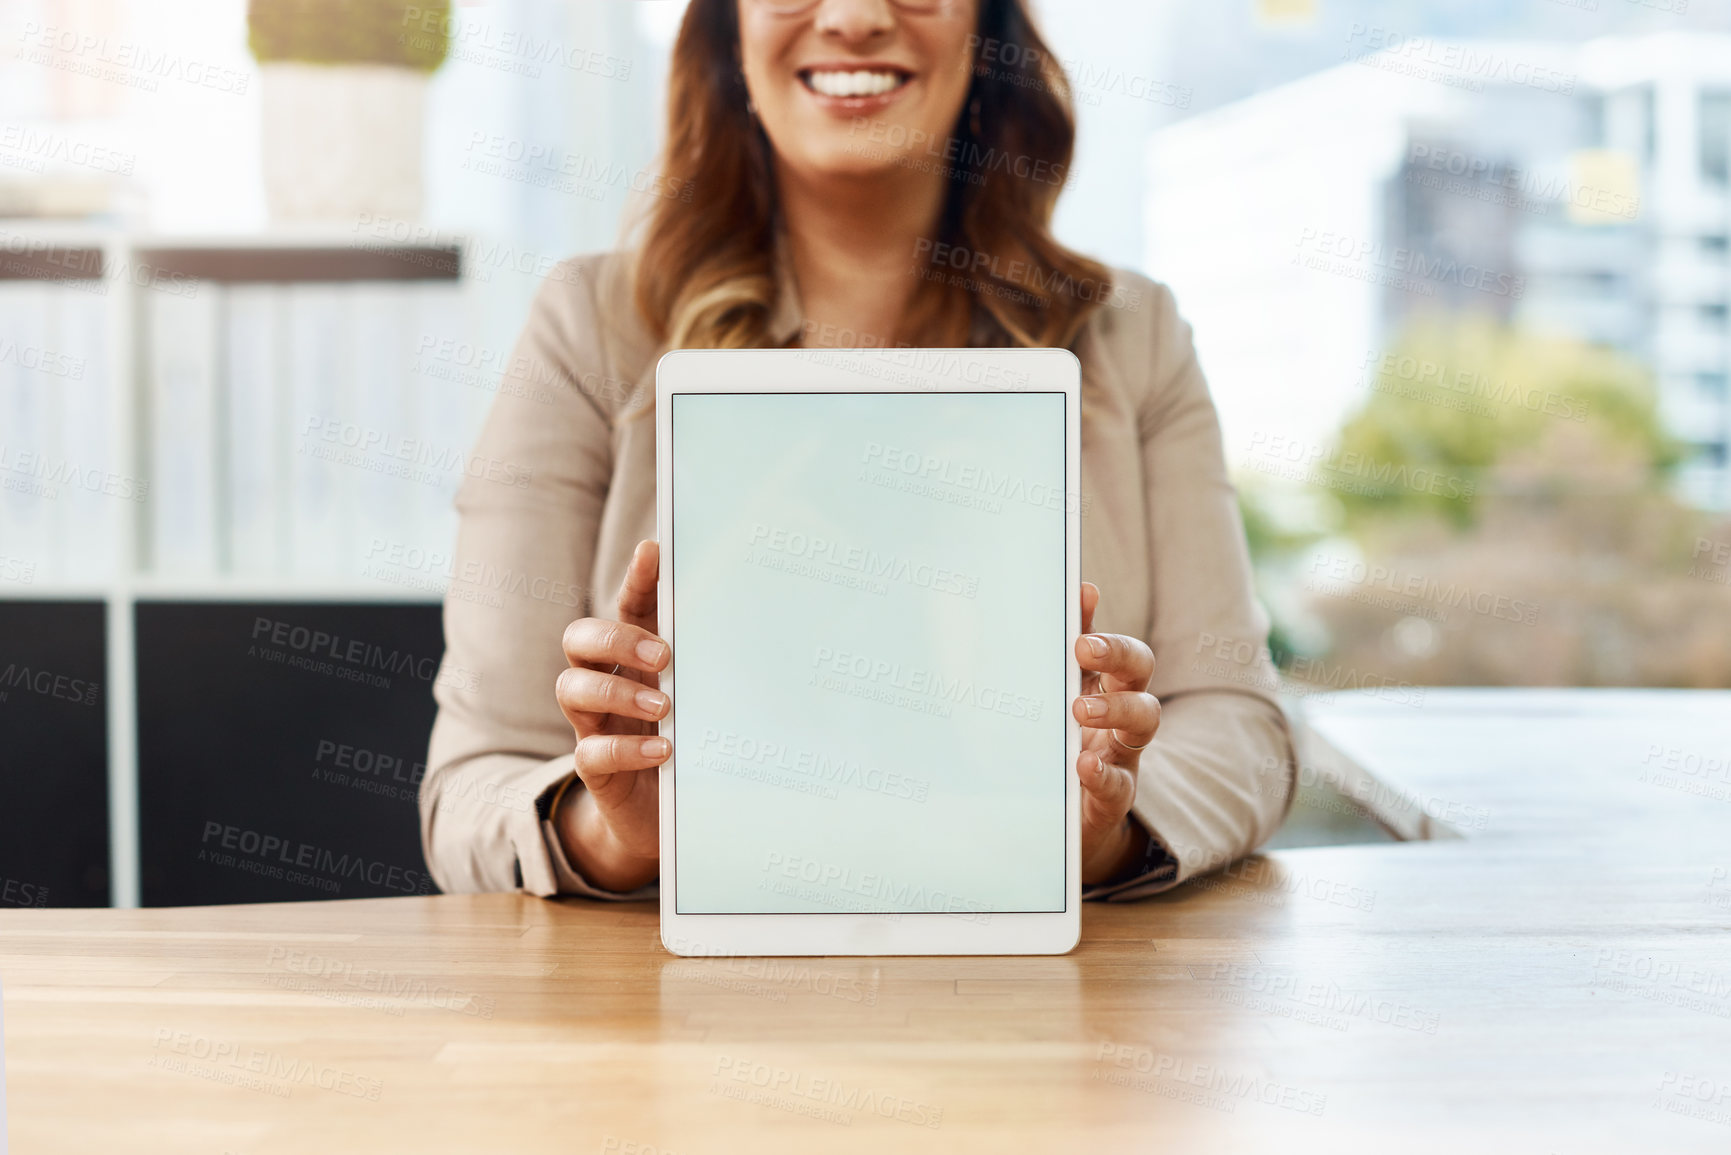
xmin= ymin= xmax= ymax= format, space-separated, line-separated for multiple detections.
xmin=654 ymin=348 xmax=1081 ymax=957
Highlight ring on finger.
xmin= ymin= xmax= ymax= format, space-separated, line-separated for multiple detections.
xmin=1112 ymin=728 xmax=1152 ymax=751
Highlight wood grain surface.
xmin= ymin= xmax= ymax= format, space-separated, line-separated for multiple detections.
xmin=3 ymin=689 xmax=1728 ymax=1153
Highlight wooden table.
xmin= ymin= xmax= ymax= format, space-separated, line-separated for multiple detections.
xmin=4 ymin=690 xmax=1729 ymax=1153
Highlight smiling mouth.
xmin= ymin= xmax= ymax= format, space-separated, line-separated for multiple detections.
xmin=799 ymin=68 xmax=913 ymax=99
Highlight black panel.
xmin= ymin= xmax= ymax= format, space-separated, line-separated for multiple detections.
xmin=136 ymin=602 xmax=444 ymax=906
xmin=0 ymin=601 xmax=110 ymax=908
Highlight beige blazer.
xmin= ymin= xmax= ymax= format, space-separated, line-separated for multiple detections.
xmin=421 ymin=249 xmax=1297 ymax=902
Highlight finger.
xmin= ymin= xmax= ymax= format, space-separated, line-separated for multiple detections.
xmin=574 ymin=733 xmax=671 ymax=787
xmin=1072 ymin=691 xmax=1161 ymax=750
xmin=557 ymin=667 xmax=669 ymax=729
xmin=562 ymin=616 xmax=669 ymax=674
xmin=1080 ymin=581 xmax=1099 ymax=637
xmin=1078 ymin=749 xmax=1137 ymax=817
xmin=1074 ymin=631 xmax=1155 ymax=692
xmin=618 ymin=539 xmax=659 ymax=631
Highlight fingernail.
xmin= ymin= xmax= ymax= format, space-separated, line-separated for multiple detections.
xmin=636 ymin=689 xmax=667 ymax=715
xmin=1081 ymin=696 xmax=1106 ymax=719
xmin=637 ymin=638 xmax=667 ymax=665
xmin=1084 ymin=636 xmax=1108 ymax=658
xmin=642 ymin=737 xmax=670 ymax=759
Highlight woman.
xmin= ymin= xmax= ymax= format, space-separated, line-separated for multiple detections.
xmin=421 ymin=0 xmax=1295 ymax=902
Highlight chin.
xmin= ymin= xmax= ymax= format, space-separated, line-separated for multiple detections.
xmin=804 ymin=118 xmax=947 ymax=171
xmin=788 ymin=144 xmax=910 ymax=183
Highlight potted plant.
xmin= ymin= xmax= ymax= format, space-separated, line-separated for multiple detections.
xmin=248 ymin=0 xmax=450 ymax=223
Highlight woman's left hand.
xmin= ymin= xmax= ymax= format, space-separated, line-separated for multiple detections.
xmin=1072 ymin=581 xmax=1161 ymax=884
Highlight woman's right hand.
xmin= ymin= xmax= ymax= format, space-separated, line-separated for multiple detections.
xmin=552 ymin=539 xmax=670 ymax=892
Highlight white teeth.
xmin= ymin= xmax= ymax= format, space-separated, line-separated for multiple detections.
xmin=804 ymin=69 xmax=905 ymax=98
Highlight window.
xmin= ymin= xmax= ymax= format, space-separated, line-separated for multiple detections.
xmin=1702 ymin=91 xmax=1731 ymax=185
xmin=1639 ymin=85 xmax=1656 ymax=164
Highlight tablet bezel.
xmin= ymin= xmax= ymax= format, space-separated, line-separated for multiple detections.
xmin=654 ymin=348 xmax=1082 ymax=957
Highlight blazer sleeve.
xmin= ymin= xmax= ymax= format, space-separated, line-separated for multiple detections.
xmin=420 ymin=258 xmax=629 ymax=896
xmin=1084 ymin=282 xmax=1298 ymax=902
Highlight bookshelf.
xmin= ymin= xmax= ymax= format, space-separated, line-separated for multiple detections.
xmin=0 ymin=227 xmax=498 ymax=907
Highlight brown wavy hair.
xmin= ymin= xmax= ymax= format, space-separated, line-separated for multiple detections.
xmin=629 ymin=0 xmax=1113 ymax=353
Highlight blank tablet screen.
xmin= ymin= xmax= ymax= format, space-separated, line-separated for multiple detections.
xmin=669 ymin=391 xmax=1068 ymax=916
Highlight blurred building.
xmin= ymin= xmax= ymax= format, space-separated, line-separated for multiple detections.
xmin=1146 ymin=33 xmax=1731 ymax=509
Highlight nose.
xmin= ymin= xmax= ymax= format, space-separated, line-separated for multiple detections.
xmin=811 ymin=0 xmax=897 ymax=42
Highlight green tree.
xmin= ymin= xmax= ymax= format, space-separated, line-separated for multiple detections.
xmin=1286 ymin=317 xmax=1730 ymax=688
xmin=1326 ymin=317 xmax=1677 ymax=532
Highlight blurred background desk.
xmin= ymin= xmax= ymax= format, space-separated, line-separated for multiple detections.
xmin=2 ymin=689 xmax=1729 ymax=1154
